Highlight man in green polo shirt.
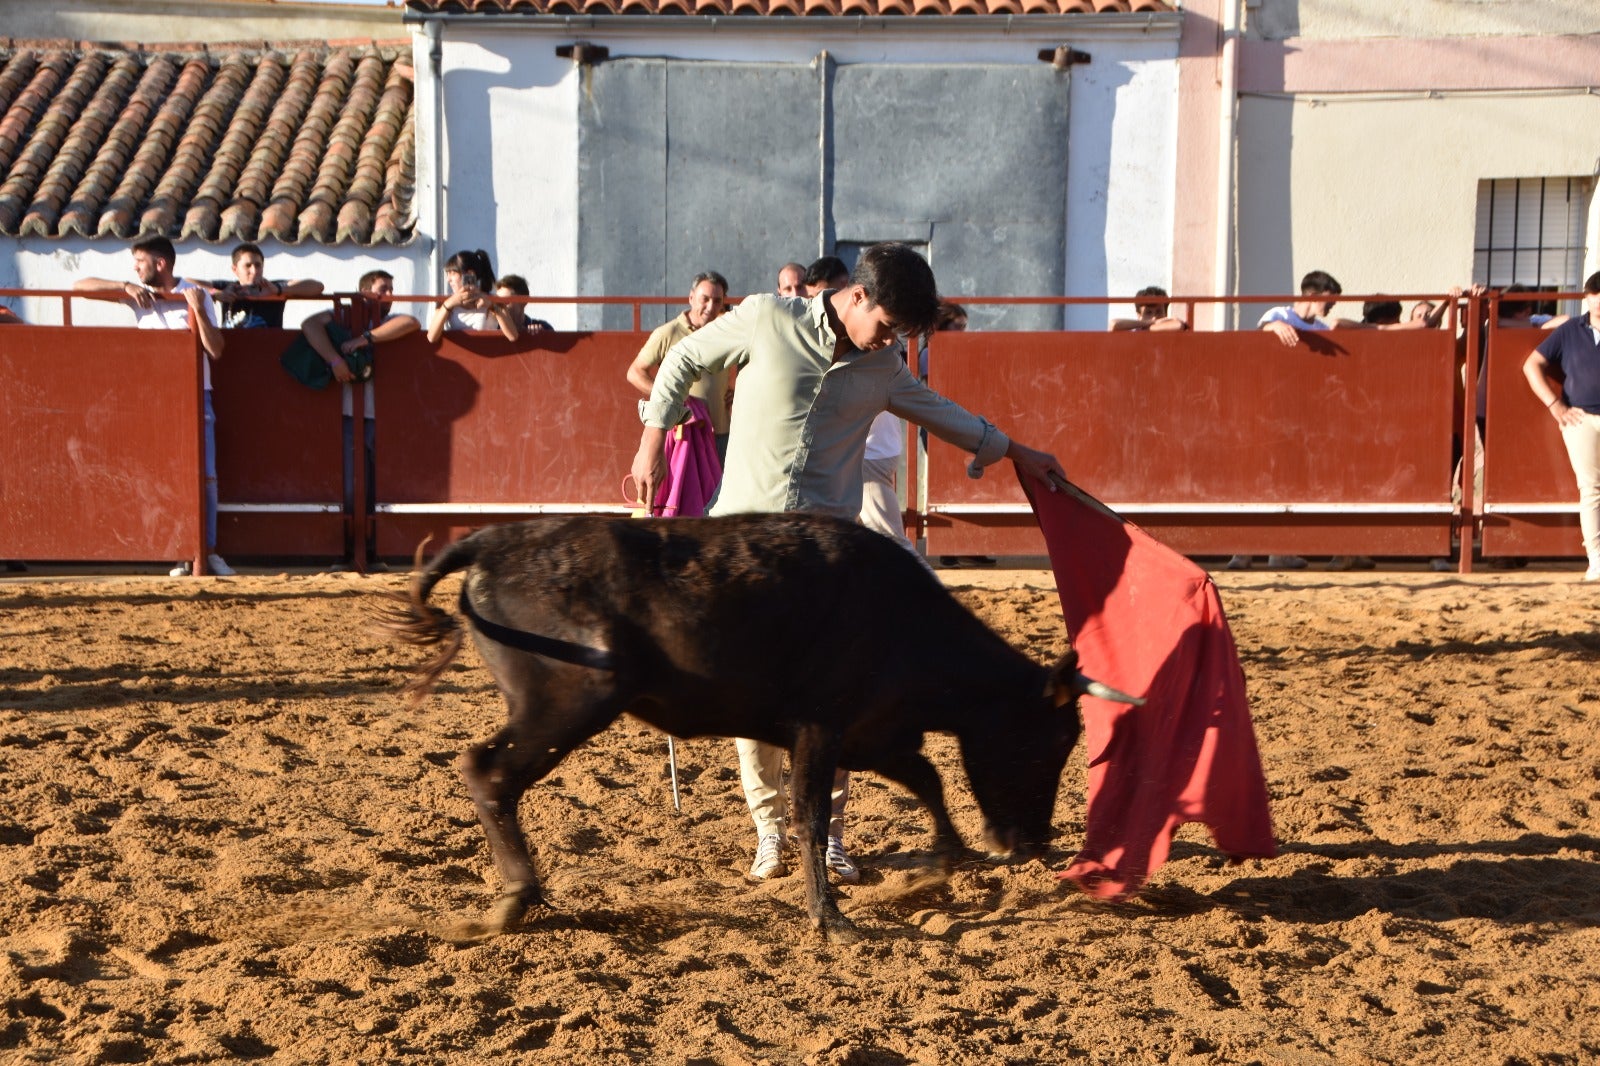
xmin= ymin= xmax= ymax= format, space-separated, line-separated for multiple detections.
xmin=630 ymin=242 xmax=1065 ymax=884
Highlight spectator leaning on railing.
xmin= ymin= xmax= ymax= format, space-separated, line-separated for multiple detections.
xmin=1109 ymin=285 xmax=1189 ymax=332
xmin=193 ymin=242 xmax=324 ymax=329
xmin=73 ymin=236 xmax=230 ymax=577
xmin=426 ymin=249 xmax=518 ymax=343
xmin=298 ymin=269 xmax=421 ymax=569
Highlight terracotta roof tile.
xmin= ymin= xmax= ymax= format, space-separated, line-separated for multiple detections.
xmin=0 ymin=42 xmax=414 ymax=246
xmin=403 ymin=0 xmax=1173 ymax=10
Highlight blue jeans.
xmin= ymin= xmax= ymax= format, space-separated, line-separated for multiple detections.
xmin=204 ymin=391 xmax=217 ymax=552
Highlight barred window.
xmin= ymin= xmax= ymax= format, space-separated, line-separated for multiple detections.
xmin=1473 ymin=177 xmax=1592 ymax=315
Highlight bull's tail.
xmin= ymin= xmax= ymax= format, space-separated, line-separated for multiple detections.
xmin=373 ymin=534 xmax=481 ymax=705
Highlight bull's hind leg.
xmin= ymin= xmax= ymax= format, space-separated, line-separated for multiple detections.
xmin=459 ymin=725 xmax=548 ymax=933
xmin=791 ymin=724 xmax=859 ymax=945
xmin=458 ymin=681 xmax=622 ymax=935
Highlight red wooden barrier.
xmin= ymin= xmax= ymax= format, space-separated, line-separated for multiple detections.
xmin=210 ymin=328 xmax=348 ymax=559
xmin=921 ymin=328 xmax=1459 ymax=557
xmin=0 ymin=326 xmax=204 ymax=561
xmin=369 ymin=331 xmax=650 ymax=557
xmin=6 ymin=290 xmax=1587 ymax=569
xmin=1481 ymin=325 xmax=1582 ymax=558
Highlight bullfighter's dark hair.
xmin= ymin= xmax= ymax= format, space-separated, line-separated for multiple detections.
xmin=1299 ymin=270 xmax=1342 ymax=296
xmin=804 ymin=256 xmax=849 ymax=289
xmin=445 ymin=249 xmax=496 ymax=290
xmin=132 ymin=234 xmax=176 ymax=263
xmin=691 ymin=270 xmax=728 ymax=294
xmin=853 ymin=242 xmax=941 ymax=336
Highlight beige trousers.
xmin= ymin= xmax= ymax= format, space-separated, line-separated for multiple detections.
xmin=735 ymin=738 xmax=849 ymax=841
xmin=1560 ymin=411 xmax=1600 ymax=567
xmin=858 ymin=455 xmax=934 ymax=573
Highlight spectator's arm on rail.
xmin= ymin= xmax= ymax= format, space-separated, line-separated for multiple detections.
xmin=1262 ymin=319 xmax=1300 ymax=347
xmin=184 ymin=287 xmax=225 ymax=360
xmin=74 ymin=276 xmax=153 ymax=309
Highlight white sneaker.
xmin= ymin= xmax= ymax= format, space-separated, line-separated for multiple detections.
xmin=825 ymin=837 xmax=860 ymax=883
xmin=1429 ymin=558 xmax=1454 ymax=572
xmin=748 ymin=834 xmax=785 ymax=880
xmin=1585 ymin=564 xmax=1600 ymax=582
xmin=169 ymin=561 xmax=192 ymax=577
xmin=1224 ymin=554 xmax=1252 ymax=570
xmin=1267 ymin=555 xmax=1308 ymax=570
xmin=206 ymin=553 xmax=236 ymax=576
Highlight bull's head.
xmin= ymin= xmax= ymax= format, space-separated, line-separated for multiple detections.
xmin=961 ymin=650 xmax=1142 ymax=861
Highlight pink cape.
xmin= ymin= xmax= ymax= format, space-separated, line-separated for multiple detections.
xmin=655 ymin=397 xmax=722 ymax=518
xmin=1020 ymin=473 xmax=1277 ymax=901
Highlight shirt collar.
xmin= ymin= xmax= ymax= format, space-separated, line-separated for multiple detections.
xmin=807 ymin=290 xmax=840 ymax=349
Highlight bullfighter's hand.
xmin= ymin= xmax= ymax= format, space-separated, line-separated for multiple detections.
xmin=1006 ymin=440 xmax=1066 ymax=490
xmin=631 ymin=428 xmax=668 ymax=512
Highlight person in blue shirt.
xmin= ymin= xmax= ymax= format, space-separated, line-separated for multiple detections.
xmin=1523 ymin=270 xmax=1600 ymax=581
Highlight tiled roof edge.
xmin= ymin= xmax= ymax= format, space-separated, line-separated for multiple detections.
xmin=0 ymin=38 xmax=414 ymax=58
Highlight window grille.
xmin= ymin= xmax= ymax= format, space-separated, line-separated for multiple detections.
xmin=1473 ymin=177 xmax=1592 ymax=314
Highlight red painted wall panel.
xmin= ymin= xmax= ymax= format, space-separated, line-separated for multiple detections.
xmin=922 ymin=329 xmax=1458 ymax=556
xmin=0 ymin=326 xmax=204 ymax=560
xmin=371 ymin=332 xmax=650 ymax=556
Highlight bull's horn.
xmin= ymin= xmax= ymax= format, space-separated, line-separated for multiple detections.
xmin=1073 ymin=673 xmax=1145 ymax=706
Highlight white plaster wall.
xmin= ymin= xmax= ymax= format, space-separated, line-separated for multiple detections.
xmin=1249 ymin=0 xmax=1600 ymax=41
xmin=0 ymin=239 xmax=427 ymax=328
xmin=426 ymin=30 xmax=581 ymax=326
xmin=424 ymin=21 xmax=1181 ymax=330
xmin=1063 ymin=48 xmax=1180 ymax=329
xmin=1235 ymin=90 xmax=1600 ymax=322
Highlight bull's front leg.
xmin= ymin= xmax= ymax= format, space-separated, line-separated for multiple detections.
xmin=871 ymin=749 xmax=964 ymax=872
xmin=790 ymin=724 xmax=860 ymax=945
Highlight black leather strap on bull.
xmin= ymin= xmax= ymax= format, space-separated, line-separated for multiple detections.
xmin=457 ymin=586 xmax=616 ymax=670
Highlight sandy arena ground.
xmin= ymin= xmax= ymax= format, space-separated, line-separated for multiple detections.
xmin=2 ymin=564 xmax=1598 ymax=1064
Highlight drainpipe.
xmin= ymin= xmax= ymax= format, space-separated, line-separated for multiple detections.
xmin=1213 ymin=0 xmax=1241 ymax=329
xmin=816 ymin=50 xmax=833 ymax=257
xmin=423 ymin=18 xmax=446 ymax=295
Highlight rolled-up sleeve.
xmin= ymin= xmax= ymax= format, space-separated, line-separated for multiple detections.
xmin=885 ymin=365 xmax=1011 ymax=478
xmin=640 ymin=304 xmax=755 ymax=429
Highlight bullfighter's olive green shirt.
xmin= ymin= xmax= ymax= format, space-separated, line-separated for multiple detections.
xmin=641 ymin=292 xmax=1009 ymax=520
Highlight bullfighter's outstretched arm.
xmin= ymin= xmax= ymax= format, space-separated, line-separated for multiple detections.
xmin=885 ymin=363 xmax=1066 ymax=487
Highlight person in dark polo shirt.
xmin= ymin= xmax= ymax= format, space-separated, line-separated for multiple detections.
xmin=1524 ymin=270 xmax=1600 ymax=582
xmin=202 ymin=242 xmax=324 ymax=329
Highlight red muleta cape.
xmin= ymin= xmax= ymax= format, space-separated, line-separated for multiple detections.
xmin=1020 ymin=472 xmax=1277 ymax=901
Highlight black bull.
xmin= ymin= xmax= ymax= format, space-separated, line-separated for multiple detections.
xmin=378 ymin=512 xmax=1134 ymax=943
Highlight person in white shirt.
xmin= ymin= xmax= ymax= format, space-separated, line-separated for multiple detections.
xmin=74 ymin=236 xmax=230 ymax=576
xmin=1258 ymin=269 xmax=1344 ymax=348
xmin=1230 ymin=270 xmax=1348 ymax=569
xmin=425 ymin=249 xmax=518 ymax=343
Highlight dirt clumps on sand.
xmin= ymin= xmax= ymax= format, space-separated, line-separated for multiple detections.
xmin=1 ymin=570 xmax=1597 ymax=1063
